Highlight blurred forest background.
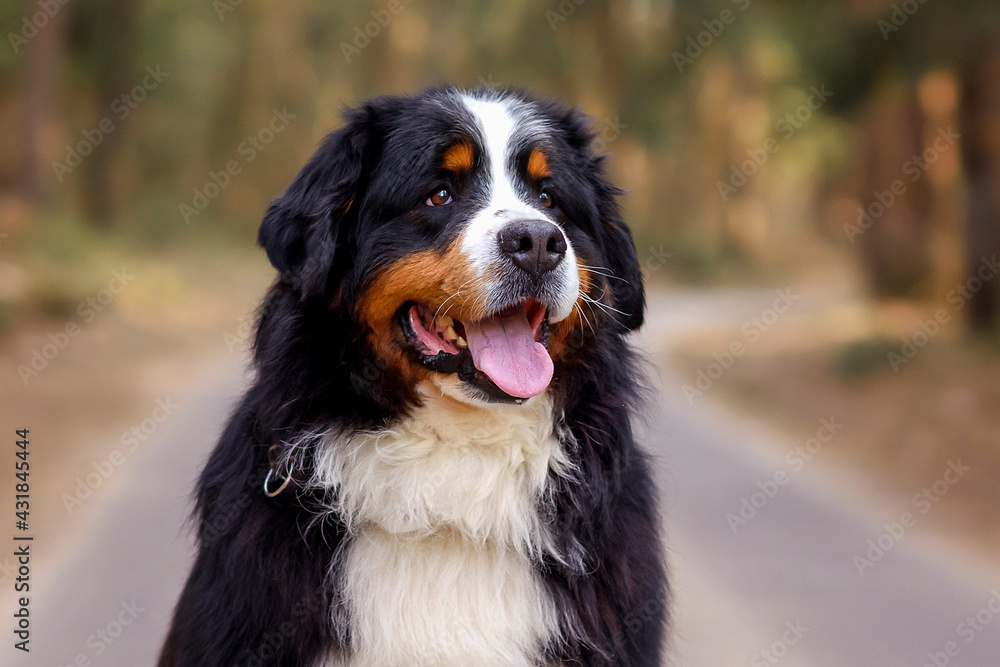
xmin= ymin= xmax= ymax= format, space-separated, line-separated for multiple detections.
xmin=2 ymin=0 xmax=1000 ymax=321
xmin=2 ymin=0 xmax=1000 ymax=564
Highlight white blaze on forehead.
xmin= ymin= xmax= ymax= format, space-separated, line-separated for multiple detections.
xmin=458 ymin=95 xmax=532 ymax=273
xmin=461 ymin=96 xmax=519 ymax=201
xmin=458 ymin=93 xmax=580 ymax=323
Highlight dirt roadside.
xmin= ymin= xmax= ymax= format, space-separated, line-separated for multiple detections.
xmin=668 ymin=293 xmax=1000 ymax=578
xmin=0 ymin=249 xmax=272 ymax=579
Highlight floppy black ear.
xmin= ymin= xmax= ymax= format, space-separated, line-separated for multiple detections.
xmin=552 ymin=104 xmax=645 ymax=332
xmin=593 ymin=175 xmax=646 ymax=332
xmin=258 ymin=119 xmax=368 ymax=299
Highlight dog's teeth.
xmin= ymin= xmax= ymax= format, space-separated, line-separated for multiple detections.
xmin=456 ymin=336 xmax=467 ymax=348
xmin=437 ymin=315 xmax=454 ymax=330
xmin=444 ymin=326 xmax=458 ymax=341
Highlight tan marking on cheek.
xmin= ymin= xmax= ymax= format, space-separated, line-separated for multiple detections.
xmin=527 ymin=147 xmax=550 ymax=181
xmin=547 ymin=261 xmax=593 ymax=360
xmin=442 ymin=141 xmax=474 ymax=174
xmin=356 ymin=240 xmax=494 ymax=378
xmin=358 ymin=246 xmax=491 ymax=325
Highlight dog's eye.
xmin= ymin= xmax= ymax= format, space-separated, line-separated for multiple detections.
xmin=538 ymin=191 xmax=553 ymax=208
xmin=426 ymin=189 xmax=453 ymax=207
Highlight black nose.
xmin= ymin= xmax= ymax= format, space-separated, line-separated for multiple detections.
xmin=497 ymin=219 xmax=567 ymax=280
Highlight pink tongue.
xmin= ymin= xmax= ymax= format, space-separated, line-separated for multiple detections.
xmin=464 ymin=306 xmax=553 ymax=399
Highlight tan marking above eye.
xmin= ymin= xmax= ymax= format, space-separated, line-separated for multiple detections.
xmin=442 ymin=141 xmax=474 ymax=173
xmin=527 ymin=147 xmax=551 ymax=181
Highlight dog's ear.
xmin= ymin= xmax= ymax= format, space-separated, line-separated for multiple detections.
xmin=554 ymin=105 xmax=645 ymax=332
xmin=258 ymin=119 xmax=369 ymax=299
xmin=593 ymin=174 xmax=645 ymax=332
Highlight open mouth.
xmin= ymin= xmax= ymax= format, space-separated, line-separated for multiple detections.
xmin=398 ymin=298 xmax=553 ymax=401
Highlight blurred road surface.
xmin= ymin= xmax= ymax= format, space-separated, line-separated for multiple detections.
xmin=7 ymin=287 xmax=1000 ymax=666
xmin=639 ymin=289 xmax=1000 ymax=667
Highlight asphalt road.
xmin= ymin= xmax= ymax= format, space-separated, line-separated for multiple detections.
xmin=11 ymin=356 xmax=251 ymax=667
xmin=7 ymin=288 xmax=1000 ymax=666
xmin=640 ymin=289 xmax=1000 ymax=667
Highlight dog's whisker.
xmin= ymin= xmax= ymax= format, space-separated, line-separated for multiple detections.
xmin=577 ymin=264 xmax=627 ymax=283
xmin=434 ymin=277 xmax=477 ymax=322
xmin=574 ymin=300 xmax=595 ymax=338
xmin=575 ymin=289 xmax=598 ymax=336
xmin=581 ymin=292 xmax=629 ymax=317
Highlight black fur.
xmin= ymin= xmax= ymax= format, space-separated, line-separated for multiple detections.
xmin=160 ymin=87 xmax=667 ymax=666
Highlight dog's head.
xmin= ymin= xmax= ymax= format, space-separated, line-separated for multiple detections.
xmin=258 ymin=88 xmax=643 ymax=407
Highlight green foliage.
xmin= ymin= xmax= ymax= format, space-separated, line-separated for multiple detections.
xmin=2 ymin=0 xmax=999 ymax=295
xmin=833 ymin=337 xmax=899 ymax=378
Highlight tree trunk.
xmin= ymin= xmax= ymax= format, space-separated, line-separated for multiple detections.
xmin=19 ymin=1 xmax=64 ymax=204
xmin=854 ymin=82 xmax=933 ymax=299
xmin=958 ymin=38 xmax=1000 ymax=331
xmin=77 ymin=0 xmax=140 ymax=227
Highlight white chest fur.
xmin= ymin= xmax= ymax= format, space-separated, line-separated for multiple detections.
xmin=312 ymin=390 xmax=570 ymax=667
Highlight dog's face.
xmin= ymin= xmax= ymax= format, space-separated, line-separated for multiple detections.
xmin=258 ymin=88 xmax=643 ymax=407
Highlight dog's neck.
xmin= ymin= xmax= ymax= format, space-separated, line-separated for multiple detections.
xmin=314 ymin=387 xmax=569 ymax=666
xmin=312 ymin=386 xmax=570 ymax=552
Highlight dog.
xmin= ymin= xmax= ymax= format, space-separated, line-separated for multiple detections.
xmin=159 ymin=87 xmax=667 ymax=666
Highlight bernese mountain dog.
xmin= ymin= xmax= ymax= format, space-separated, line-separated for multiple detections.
xmin=159 ymin=87 xmax=667 ymax=667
